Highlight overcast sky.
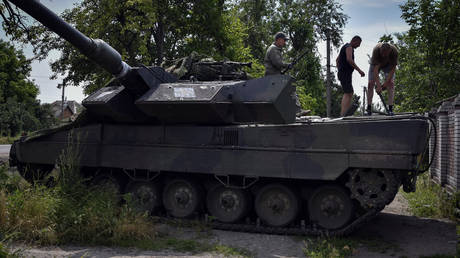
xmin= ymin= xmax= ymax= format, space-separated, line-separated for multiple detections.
xmin=1 ymin=0 xmax=408 ymax=105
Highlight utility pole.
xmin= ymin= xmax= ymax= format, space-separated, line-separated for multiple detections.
xmin=362 ymin=86 xmax=367 ymax=115
xmin=58 ymin=82 xmax=65 ymax=119
xmin=326 ymin=30 xmax=331 ymax=117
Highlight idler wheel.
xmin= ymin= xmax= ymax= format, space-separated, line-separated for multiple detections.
xmin=163 ymin=178 xmax=202 ymax=218
xmin=206 ymin=185 xmax=251 ymax=223
xmin=308 ymin=185 xmax=353 ymax=230
xmin=125 ymin=181 xmax=161 ymax=214
xmin=255 ymin=184 xmax=299 ymax=227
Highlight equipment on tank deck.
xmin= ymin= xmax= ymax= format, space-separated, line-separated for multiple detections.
xmin=7 ymin=0 xmax=433 ymax=235
xmin=163 ymin=51 xmax=252 ymax=81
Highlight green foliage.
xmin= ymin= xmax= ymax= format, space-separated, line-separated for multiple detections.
xmin=0 ymin=40 xmax=38 ymax=104
xmin=302 ymin=236 xmax=402 ymax=257
xmin=0 ymin=242 xmax=19 ymax=258
xmin=303 ymin=238 xmax=355 ymax=258
xmin=0 ymin=135 xmax=19 ymax=144
xmin=0 ymin=162 xmax=27 ymax=195
xmin=118 ymin=237 xmax=252 ymax=256
xmin=395 ymin=0 xmax=460 ymax=112
xmin=234 ymin=0 xmax=275 ymax=61
xmin=379 ymin=34 xmax=395 ymax=44
xmin=0 ymin=40 xmax=57 ymax=136
xmin=403 ymin=173 xmax=459 ymax=220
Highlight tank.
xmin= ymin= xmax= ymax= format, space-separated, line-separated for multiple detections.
xmin=7 ymin=0 xmax=431 ymax=235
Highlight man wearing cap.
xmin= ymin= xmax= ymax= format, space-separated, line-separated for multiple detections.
xmin=264 ymin=32 xmax=292 ymax=76
xmin=336 ymin=35 xmax=365 ymax=117
xmin=366 ymin=42 xmax=398 ymax=116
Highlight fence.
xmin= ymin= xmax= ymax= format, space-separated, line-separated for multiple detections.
xmin=429 ymin=94 xmax=460 ymax=193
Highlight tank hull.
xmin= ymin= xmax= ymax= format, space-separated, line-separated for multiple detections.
xmin=11 ymin=115 xmax=428 ymax=181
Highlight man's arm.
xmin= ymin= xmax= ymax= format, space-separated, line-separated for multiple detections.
xmin=383 ymin=50 xmax=398 ymax=87
xmin=346 ymin=46 xmax=364 ymax=77
xmin=383 ymin=65 xmax=396 ymax=88
xmin=335 ymin=56 xmax=339 ymax=69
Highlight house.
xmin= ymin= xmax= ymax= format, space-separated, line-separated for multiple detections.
xmin=50 ymin=100 xmax=83 ymax=121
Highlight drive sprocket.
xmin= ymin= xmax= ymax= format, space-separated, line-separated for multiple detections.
xmin=345 ymin=168 xmax=400 ymax=210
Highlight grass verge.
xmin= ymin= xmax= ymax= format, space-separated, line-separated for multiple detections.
xmin=302 ymin=236 xmax=402 ymax=258
xmin=402 ymin=173 xmax=459 ymax=220
xmin=118 ymin=237 xmax=253 ymax=257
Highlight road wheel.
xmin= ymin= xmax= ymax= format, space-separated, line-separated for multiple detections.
xmin=125 ymin=181 xmax=161 ymax=214
xmin=309 ymin=185 xmax=353 ymax=230
xmin=255 ymin=183 xmax=299 ymax=227
xmin=163 ymin=178 xmax=202 ymax=218
xmin=206 ymin=185 xmax=251 ymax=223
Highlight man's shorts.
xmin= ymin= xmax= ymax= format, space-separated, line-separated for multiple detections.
xmin=368 ymin=64 xmax=396 ymax=82
xmin=338 ymin=72 xmax=353 ymax=94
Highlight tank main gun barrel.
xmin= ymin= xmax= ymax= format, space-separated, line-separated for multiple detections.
xmin=7 ymin=0 xmax=131 ymax=78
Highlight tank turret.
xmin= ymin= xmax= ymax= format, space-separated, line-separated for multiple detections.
xmin=8 ymin=0 xmax=297 ymax=124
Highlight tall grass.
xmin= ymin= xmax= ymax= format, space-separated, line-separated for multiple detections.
xmin=403 ymin=173 xmax=459 ymax=220
xmin=0 ymin=132 xmax=156 ymax=246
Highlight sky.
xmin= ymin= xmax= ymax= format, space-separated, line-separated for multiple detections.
xmin=1 ymin=0 xmax=409 ymax=105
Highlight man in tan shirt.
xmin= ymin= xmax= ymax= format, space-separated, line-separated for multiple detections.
xmin=366 ymin=42 xmax=398 ymax=116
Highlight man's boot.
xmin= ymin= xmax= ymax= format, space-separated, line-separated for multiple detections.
xmin=388 ymin=105 xmax=394 ymax=116
xmin=365 ymin=105 xmax=372 ymax=116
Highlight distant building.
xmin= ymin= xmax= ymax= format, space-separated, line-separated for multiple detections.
xmin=50 ymin=100 xmax=83 ymax=121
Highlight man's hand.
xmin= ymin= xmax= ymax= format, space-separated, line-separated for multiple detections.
xmin=358 ymin=69 xmax=365 ymax=77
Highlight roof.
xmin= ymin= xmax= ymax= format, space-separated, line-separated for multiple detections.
xmin=50 ymin=100 xmax=83 ymax=117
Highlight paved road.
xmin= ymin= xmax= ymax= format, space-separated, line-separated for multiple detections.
xmin=0 ymin=144 xmax=11 ymax=157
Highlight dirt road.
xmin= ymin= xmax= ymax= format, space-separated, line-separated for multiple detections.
xmin=9 ymin=193 xmax=457 ymax=258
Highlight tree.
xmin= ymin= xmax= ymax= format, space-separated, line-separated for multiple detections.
xmin=0 ymin=39 xmax=56 ymax=136
xmin=395 ymin=0 xmax=460 ymax=112
xmin=234 ymin=0 xmax=276 ymax=61
xmin=0 ymin=39 xmax=38 ymax=104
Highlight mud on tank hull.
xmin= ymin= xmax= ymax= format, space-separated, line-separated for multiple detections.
xmin=9 ymin=114 xmax=429 ymax=234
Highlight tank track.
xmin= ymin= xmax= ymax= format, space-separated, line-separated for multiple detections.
xmin=157 ymin=206 xmax=381 ymax=237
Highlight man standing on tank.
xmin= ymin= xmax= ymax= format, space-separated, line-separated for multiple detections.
xmin=366 ymin=42 xmax=398 ymax=116
xmin=264 ymin=32 xmax=292 ymax=76
xmin=263 ymin=32 xmax=303 ymax=115
xmin=336 ymin=36 xmax=365 ymax=117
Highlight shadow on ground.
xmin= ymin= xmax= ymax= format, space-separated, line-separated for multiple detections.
xmin=351 ymin=212 xmax=457 ymax=258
